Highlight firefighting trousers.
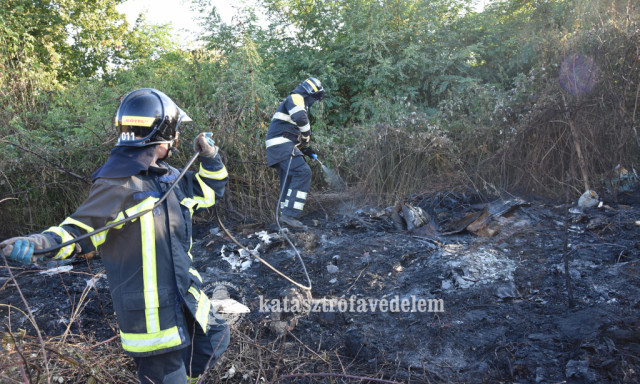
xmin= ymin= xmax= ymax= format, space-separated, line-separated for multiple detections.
xmin=134 ymin=309 xmax=230 ymax=383
xmin=275 ymin=154 xmax=311 ymax=218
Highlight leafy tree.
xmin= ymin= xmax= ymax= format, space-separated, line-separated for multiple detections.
xmin=456 ymin=0 xmax=571 ymax=87
xmin=2 ymin=0 xmax=121 ymax=84
xmin=0 ymin=0 xmax=178 ymax=87
xmin=0 ymin=1 xmax=182 ymax=235
xmin=254 ymin=0 xmax=480 ymax=124
xmin=0 ymin=0 xmax=179 ymax=138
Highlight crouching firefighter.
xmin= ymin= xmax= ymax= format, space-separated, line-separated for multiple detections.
xmin=265 ymin=77 xmax=326 ymax=230
xmin=0 ymin=88 xmax=230 ymax=383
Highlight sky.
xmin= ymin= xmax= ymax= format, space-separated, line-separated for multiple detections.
xmin=116 ymin=0 xmax=241 ymax=45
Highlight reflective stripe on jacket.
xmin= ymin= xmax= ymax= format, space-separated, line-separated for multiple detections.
xmin=43 ymin=155 xmax=228 ymax=357
xmin=265 ymin=91 xmax=311 ymax=166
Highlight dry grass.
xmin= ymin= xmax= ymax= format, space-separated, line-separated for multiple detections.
xmin=206 ymin=323 xmax=408 ymax=384
xmin=0 ymin=256 xmax=410 ymax=384
xmin=348 ymin=116 xmax=464 ymax=207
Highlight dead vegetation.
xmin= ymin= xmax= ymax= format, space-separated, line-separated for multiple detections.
xmin=491 ymin=21 xmax=640 ymax=198
xmin=2 ymin=7 xmax=640 ymax=384
xmin=0 ymin=258 xmax=135 ymax=384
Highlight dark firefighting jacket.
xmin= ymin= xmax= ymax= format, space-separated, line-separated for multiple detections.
xmin=42 ymin=151 xmax=228 ymax=357
xmin=265 ymin=83 xmax=315 ymax=166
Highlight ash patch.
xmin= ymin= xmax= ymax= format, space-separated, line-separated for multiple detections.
xmin=437 ymin=245 xmax=517 ymax=290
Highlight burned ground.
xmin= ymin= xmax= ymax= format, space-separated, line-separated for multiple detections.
xmin=2 ymin=189 xmax=640 ymax=383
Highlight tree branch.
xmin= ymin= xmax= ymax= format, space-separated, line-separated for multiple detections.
xmin=0 ymin=139 xmax=91 ymax=184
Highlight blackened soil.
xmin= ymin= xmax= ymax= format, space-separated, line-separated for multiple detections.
xmin=2 ymin=190 xmax=640 ymax=383
xmin=0 ymin=257 xmax=116 ymax=341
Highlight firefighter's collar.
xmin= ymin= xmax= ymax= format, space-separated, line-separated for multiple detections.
xmin=91 ymin=146 xmax=157 ymax=180
xmin=148 ymin=165 xmax=169 ymax=175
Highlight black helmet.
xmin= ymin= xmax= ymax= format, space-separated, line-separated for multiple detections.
xmin=300 ymin=77 xmax=325 ymax=102
xmin=115 ymin=88 xmax=191 ymax=147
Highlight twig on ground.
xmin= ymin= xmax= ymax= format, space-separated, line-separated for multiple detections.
xmin=268 ymin=372 xmax=402 ymax=383
xmin=270 ymin=326 xmax=288 ymax=383
xmin=4 ymin=328 xmax=35 ymax=383
xmin=345 ymin=265 xmax=368 ymax=295
xmin=0 ymin=374 xmax=22 ymax=384
xmin=83 ymin=259 xmax=118 ymax=336
xmin=88 ymin=335 xmax=119 ymax=350
xmin=335 ymin=350 xmax=347 ymax=374
xmin=285 ymin=328 xmax=331 ymax=365
xmin=1 ymin=255 xmax=52 ymax=384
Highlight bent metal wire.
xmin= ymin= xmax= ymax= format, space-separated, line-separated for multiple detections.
xmin=33 ymin=150 xmax=202 ymax=255
xmin=214 ymin=146 xmax=313 ymax=293
xmin=31 ymin=149 xmax=313 ymax=295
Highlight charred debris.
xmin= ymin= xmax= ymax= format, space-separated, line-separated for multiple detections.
xmin=2 ymin=187 xmax=640 ymax=383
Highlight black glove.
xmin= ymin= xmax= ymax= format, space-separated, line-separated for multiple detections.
xmin=301 ymin=147 xmax=316 ymax=159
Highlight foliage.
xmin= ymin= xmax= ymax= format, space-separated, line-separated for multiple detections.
xmin=0 ymin=0 xmax=186 ymax=236
xmin=458 ymin=0 xmax=571 ymax=86
xmin=2 ymin=0 xmax=640 ymax=237
xmin=1 ymin=80 xmax=126 ymax=235
xmin=0 ymin=0 xmax=163 ymax=84
xmin=259 ymin=0 xmax=479 ymax=125
xmin=0 ymin=0 xmax=177 ymax=140
xmin=3 ymin=2 xmax=640 ymax=382
xmin=0 ymin=29 xmax=282 ymax=234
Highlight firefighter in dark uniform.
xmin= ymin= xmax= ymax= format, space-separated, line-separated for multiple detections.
xmin=1 ymin=88 xmax=230 ymax=383
xmin=265 ymin=77 xmax=325 ymax=229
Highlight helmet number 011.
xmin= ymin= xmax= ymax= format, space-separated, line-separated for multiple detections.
xmin=121 ymin=131 xmax=137 ymax=141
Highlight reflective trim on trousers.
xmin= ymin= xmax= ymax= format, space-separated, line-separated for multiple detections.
xmin=120 ymin=326 xmax=182 ymax=354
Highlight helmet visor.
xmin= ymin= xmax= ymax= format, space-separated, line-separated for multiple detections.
xmin=117 ymin=116 xmax=157 ymax=145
